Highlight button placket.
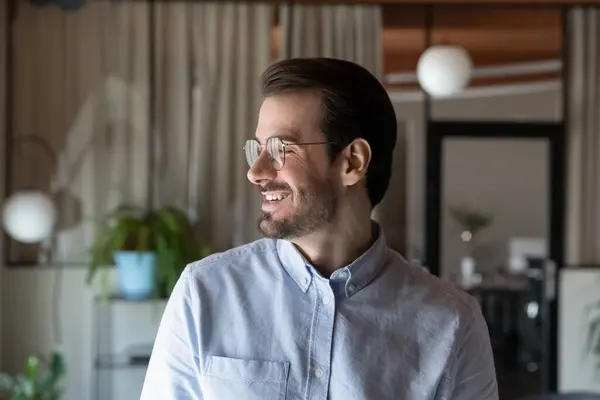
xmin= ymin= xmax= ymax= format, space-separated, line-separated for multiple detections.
xmin=307 ymin=283 xmax=335 ymax=399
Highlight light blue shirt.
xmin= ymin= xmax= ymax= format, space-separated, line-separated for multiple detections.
xmin=140 ymin=225 xmax=498 ymax=400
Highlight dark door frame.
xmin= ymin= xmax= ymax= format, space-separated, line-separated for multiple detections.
xmin=424 ymin=120 xmax=566 ymax=392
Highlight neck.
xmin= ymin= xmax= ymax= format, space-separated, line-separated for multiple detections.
xmin=290 ymin=203 xmax=375 ymax=277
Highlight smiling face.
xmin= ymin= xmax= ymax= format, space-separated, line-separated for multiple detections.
xmin=247 ymin=91 xmax=341 ymax=239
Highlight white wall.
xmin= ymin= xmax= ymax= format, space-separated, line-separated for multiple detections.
xmin=1 ymin=268 xmax=164 ymax=400
xmin=1 ymin=269 xmax=95 ymax=399
xmin=441 ymin=138 xmax=548 ymax=280
xmin=559 ymin=268 xmax=600 ymax=392
xmin=386 ymin=82 xmax=562 ymax=263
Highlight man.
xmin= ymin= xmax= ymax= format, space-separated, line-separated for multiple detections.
xmin=140 ymin=58 xmax=498 ymax=400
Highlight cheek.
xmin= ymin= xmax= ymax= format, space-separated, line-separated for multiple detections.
xmin=279 ymin=153 xmax=340 ymax=196
xmin=297 ymin=172 xmax=341 ymax=201
xmin=292 ymin=153 xmax=334 ymax=181
xmin=277 ymin=158 xmax=315 ymax=187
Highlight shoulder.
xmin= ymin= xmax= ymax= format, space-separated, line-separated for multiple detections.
xmin=387 ymin=251 xmax=482 ymax=326
xmin=182 ymin=238 xmax=282 ymax=286
xmin=189 ymin=238 xmax=277 ymax=269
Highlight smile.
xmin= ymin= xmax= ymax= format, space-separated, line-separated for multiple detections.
xmin=263 ymin=192 xmax=291 ymax=202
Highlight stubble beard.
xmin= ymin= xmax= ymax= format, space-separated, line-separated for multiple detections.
xmin=258 ymin=181 xmax=338 ymax=240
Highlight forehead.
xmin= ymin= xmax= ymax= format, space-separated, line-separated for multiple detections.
xmin=255 ymin=91 xmax=323 ymax=143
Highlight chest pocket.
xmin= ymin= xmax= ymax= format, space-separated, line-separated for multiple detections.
xmin=203 ymin=356 xmax=290 ymax=400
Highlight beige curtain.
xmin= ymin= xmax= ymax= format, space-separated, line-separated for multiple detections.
xmin=153 ymin=3 xmax=273 ymax=251
xmin=53 ymin=2 xmax=151 ymax=263
xmin=0 ymin=0 xmax=7 ymax=366
xmin=0 ymin=0 xmax=7 ymax=227
xmin=279 ymin=4 xmax=383 ymax=78
xmin=9 ymin=1 xmax=273 ymax=261
xmin=10 ymin=1 xmax=150 ymax=263
xmin=566 ymin=7 xmax=600 ymax=265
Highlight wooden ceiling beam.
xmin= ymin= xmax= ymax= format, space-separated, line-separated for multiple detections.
xmin=270 ymin=5 xmax=563 ymax=86
xmin=381 ymin=7 xmax=562 ymax=28
xmin=382 ymin=28 xmax=561 ymax=52
xmin=272 ymin=27 xmax=562 ymax=55
xmin=273 ymin=6 xmax=563 ymax=27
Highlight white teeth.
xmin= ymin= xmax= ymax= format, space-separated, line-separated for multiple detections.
xmin=265 ymin=193 xmax=287 ymax=201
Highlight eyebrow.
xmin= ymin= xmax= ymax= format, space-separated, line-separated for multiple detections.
xmin=254 ymin=131 xmax=300 ymax=144
xmin=273 ymin=134 xmax=299 ymax=143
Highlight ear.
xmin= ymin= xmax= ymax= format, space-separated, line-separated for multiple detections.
xmin=340 ymin=138 xmax=371 ymax=187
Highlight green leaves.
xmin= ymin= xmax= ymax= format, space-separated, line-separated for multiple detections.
xmin=0 ymin=373 xmax=15 ymax=392
xmin=448 ymin=205 xmax=493 ymax=236
xmin=87 ymin=204 xmax=210 ymax=299
xmin=0 ymin=351 xmax=66 ymax=400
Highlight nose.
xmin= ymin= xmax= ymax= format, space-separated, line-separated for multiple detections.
xmin=247 ymin=151 xmax=277 ymax=185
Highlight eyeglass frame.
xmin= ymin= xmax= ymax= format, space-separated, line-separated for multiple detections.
xmin=243 ymin=136 xmax=334 ymax=171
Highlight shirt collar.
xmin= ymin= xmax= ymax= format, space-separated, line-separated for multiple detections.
xmin=276 ymin=221 xmax=389 ymax=298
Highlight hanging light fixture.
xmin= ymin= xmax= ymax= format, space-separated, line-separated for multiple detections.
xmin=2 ymin=135 xmax=59 ymax=247
xmin=417 ymin=44 xmax=474 ymax=98
xmin=2 ymin=190 xmax=57 ymax=244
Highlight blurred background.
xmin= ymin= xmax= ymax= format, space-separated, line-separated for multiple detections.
xmin=0 ymin=1 xmax=599 ymax=399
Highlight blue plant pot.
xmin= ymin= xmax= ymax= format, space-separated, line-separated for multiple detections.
xmin=114 ymin=251 xmax=157 ymax=300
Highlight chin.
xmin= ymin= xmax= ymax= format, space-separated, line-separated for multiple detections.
xmin=257 ymin=193 xmax=337 ymax=239
xmin=258 ymin=213 xmax=302 ymax=240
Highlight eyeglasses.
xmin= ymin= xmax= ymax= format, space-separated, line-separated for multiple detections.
xmin=243 ymin=137 xmax=331 ymax=171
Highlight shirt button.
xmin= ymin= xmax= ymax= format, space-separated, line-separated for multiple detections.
xmin=302 ymin=277 xmax=310 ymax=286
xmin=322 ymin=296 xmax=331 ymax=305
xmin=348 ymin=284 xmax=357 ymax=293
xmin=314 ymin=367 xmax=324 ymax=378
xmin=338 ymin=270 xmax=348 ymax=279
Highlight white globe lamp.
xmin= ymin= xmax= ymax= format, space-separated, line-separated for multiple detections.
xmin=417 ymin=44 xmax=473 ymax=98
xmin=2 ymin=190 xmax=57 ymax=244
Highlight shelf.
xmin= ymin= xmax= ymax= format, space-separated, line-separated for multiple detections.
xmin=95 ymin=354 xmax=150 ymax=370
xmin=94 ymin=294 xmax=168 ymax=303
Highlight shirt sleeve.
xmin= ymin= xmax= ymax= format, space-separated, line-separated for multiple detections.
xmin=140 ymin=266 xmax=203 ymax=400
xmin=443 ymin=297 xmax=499 ymax=400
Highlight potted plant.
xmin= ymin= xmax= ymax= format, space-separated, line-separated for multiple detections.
xmin=0 ymin=350 xmax=66 ymax=400
xmin=86 ymin=204 xmax=210 ymax=300
xmin=448 ymin=205 xmax=493 ymax=242
xmin=448 ymin=205 xmax=493 ymax=285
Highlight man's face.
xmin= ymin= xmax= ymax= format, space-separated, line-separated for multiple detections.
xmin=247 ymin=91 xmax=341 ymax=239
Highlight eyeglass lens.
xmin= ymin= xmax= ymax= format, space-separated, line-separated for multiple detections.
xmin=244 ymin=138 xmax=285 ymax=170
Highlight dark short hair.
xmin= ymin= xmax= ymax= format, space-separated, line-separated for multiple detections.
xmin=261 ymin=57 xmax=397 ymax=208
